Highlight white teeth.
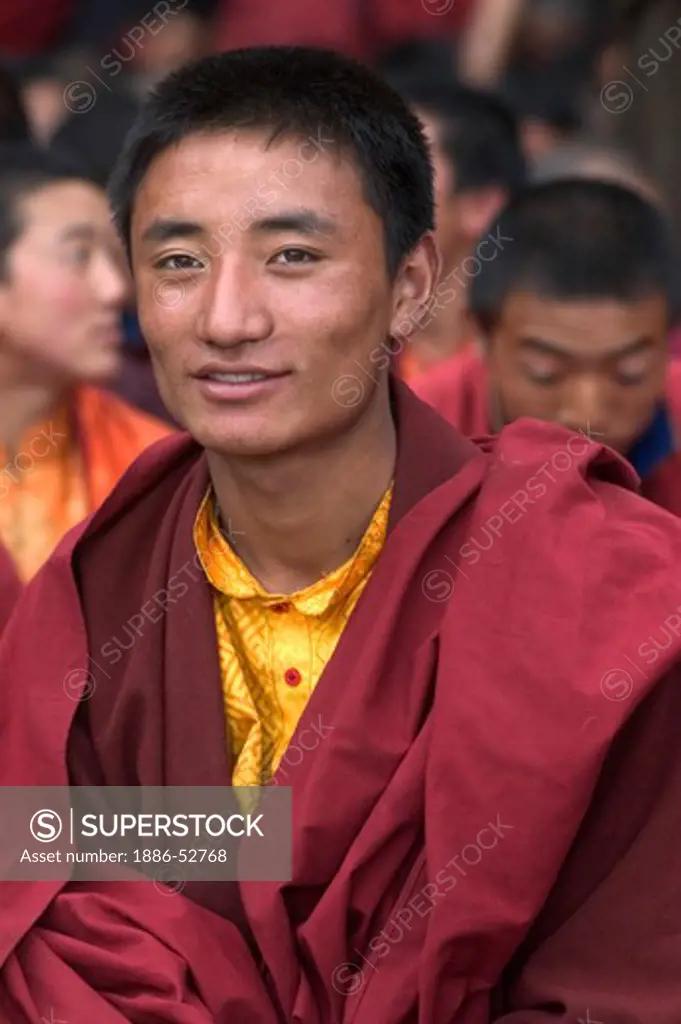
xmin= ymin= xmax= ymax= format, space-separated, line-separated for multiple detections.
xmin=209 ymin=372 xmax=267 ymax=383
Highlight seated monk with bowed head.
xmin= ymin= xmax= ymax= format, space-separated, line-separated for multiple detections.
xmin=7 ymin=46 xmax=681 ymax=1022
xmin=414 ymin=178 xmax=681 ymax=515
xmin=0 ymin=144 xmax=172 ymax=586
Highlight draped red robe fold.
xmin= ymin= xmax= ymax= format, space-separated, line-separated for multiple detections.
xmin=413 ymin=348 xmax=681 ymax=515
xmin=3 ymin=382 xmax=681 ymax=1022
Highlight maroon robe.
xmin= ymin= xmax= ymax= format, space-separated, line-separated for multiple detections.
xmin=0 ymin=542 xmax=21 ymax=633
xmin=413 ymin=348 xmax=681 ymax=514
xmin=3 ymin=382 xmax=681 ymax=1021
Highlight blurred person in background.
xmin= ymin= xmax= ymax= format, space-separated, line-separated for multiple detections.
xmin=530 ymin=139 xmax=681 ymax=358
xmin=18 ymin=61 xmax=67 ymax=143
xmin=461 ymin=0 xmax=611 ymax=93
xmin=596 ymin=0 xmax=681 ymax=251
xmin=503 ymin=78 xmax=584 ymax=161
xmin=0 ymin=143 xmax=172 ymax=584
xmin=530 ymin=138 xmax=662 ymax=204
xmin=0 ymin=0 xmax=216 ymax=75
xmin=6 ymin=0 xmax=217 ymax=142
xmin=414 ymin=177 xmax=681 ymax=514
xmin=385 ymin=73 xmax=526 ymax=379
xmin=51 ymin=89 xmax=176 ymax=423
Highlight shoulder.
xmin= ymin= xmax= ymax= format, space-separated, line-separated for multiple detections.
xmin=436 ymin=419 xmax=681 ymax=727
xmin=465 ymin=417 xmax=681 ymax=595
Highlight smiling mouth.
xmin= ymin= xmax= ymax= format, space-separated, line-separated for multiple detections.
xmin=206 ymin=372 xmax=274 ymax=383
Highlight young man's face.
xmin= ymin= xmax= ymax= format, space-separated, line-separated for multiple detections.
xmin=486 ymin=289 xmax=670 ymax=453
xmin=130 ymin=129 xmax=436 ymax=457
xmin=0 ymin=180 xmax=128 ymax=384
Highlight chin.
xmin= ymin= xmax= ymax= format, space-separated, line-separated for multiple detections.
xmin=75 ymin=352 xmax=123 ymax=385
xmin=204 ymin=432 xmax=298 ymax=458
xmin=187 ymin=416 xmax=302 ymax=458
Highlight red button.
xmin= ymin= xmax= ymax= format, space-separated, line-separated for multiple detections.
xmin=284 ymin=667 xmax=301 ymax=687
xmin=271 ymin=602 xmax=290 ymax=613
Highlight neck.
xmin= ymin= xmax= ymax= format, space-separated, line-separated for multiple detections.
xmin=207 ymin=383 xmax=397 ymax=595
xmin=0 ymin=355 xmax=69 ymax=452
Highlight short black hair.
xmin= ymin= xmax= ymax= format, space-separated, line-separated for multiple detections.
xmin=470 ymin=178 xmax=681 ymax=331
xmin=385 ymin=74 xmax=527 ymax=194
xmin=109 ymin=46 xmax=435 ymax=277
xmin=0 ymin=142 xmax=95 ymax=275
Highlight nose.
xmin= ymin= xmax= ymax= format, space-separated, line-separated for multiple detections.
xmin=558 ymin=374 xmax=609 ymax=440
xmin=91 ymin=248 xmax=130 ymax=309
xmin=196 ymin=255 xmax=273 ymax=349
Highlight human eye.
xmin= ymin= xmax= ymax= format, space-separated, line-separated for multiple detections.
xmin=613 ymin=353 xmax=651 ymax=386
xmin=154 ymin=253 xmax=204 ymax=271
xmin=269 ymin=247 xmax=321 ymax=267
xmin=65 ymin=243 xmax=92 ymax=266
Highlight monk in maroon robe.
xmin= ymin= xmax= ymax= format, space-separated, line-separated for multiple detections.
xmin=414 ymin=178 xmax=681 ymax=514
xmin=4 ymin=48 xmax=681 ymax=1024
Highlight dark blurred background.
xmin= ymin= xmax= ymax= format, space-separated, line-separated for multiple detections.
xmin=3 ymin=1 xmax=678 ymax=207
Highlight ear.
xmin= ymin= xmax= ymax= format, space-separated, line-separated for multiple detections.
xmin=389 ymin=232 xmax=441 ymax=342
xmin=458 ymin=187 xmax=508 ymax=247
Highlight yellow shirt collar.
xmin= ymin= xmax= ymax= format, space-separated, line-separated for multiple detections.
xmin=194 ymin=484 xmax=392 ymax=617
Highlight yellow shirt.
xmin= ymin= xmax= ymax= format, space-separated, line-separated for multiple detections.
xmin=194 ymin=485 xmax=392 ymax=788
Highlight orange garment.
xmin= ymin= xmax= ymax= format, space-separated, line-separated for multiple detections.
xmin=398 ymin=338 xmax=475 ymax=384
xmin=78 ymin=386 xmax=172 ymax=508
xmin=398 ymin=348 xmax=423 ymax=384
xmin=194 ymin=484 xmax=392 ymax=789
xmin=0 ymin=385 xmax=172 ymax=580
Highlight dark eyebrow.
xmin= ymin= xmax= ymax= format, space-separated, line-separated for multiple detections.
xmin=249 ymin=210 xmax=338 ymax=237
xmin=140 ymin=210 xmax=338 ymax=247
xmin=520 ymin=335 xmax=654 ymax=360
xmin=59 ymin=223 xmax=97 ymax=243
xmin=141 ymin=219 xmax=203 ymax=245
